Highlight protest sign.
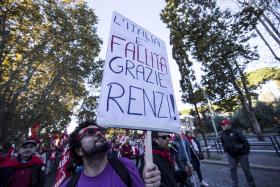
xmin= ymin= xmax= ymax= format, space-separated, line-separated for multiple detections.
xmin=97 ymin=11 xmax=180 ymax=133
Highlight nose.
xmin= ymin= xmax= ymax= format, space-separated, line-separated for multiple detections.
xmin=95 ymin=131 xmax=103 ymax=137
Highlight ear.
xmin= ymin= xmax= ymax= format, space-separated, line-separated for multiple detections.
xmin=75 ymin=147 xmax=83 ymax=156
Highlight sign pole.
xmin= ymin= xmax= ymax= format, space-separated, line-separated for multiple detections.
xmin=144 ymin=130 xmax=153 ymax=168
xmin=180 ymin=133 xmax=197 ymax=187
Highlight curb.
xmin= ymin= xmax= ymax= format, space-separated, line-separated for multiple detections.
xmin=201 ymin=160 xmax=280 ymax=172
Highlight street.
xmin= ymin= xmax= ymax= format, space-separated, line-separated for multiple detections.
xmin=196 ymin=163 xmax=280 ymax=187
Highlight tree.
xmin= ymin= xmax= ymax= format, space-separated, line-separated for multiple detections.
xmin=233 ymin=101 xmax=278 ymax=131
xmin=77 ymin=59 xmax=104 ymax=122
xmin=274 ymin=100 xmax=280 ymax=125
xmin=255 ymin=102 xmax=276 ymax=128
xmin=161 ymin=0 xmax=265 ymax=140
xmin=77 ymin=95 xmax=99 ymax=123
xmin=238 ymin=0 xmax=280 ymax=61
xmin=0 ymin=0 xmax=102 ymax=144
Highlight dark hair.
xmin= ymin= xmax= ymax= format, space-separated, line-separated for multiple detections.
xmin=69 ymin=121 xmax=100 ymax=166
xmin=112 ymin=137 xmax=118 ymax=144
xmin=174 ymin=134 xmax=181 ymax=141
xmin=151 ymin=131 xmax=159 ymax=139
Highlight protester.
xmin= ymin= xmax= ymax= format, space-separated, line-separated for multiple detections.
xmin=149 ymin=131 xmax=177 ymax=187
xmin=45 ymin=143 xmax=56 ymax=175
xmin=0 ymin=139 xmax=45 ymax=187
xmin=37 ymin=143 xmax=47 ymax=165
xmin=135 ymin=139 xmax=145 ymax=168
xmin=0 ymin=145 xmax=5 ymax=165
xmin=120 ymin=137 xmax=133 ymax=159
xmin=186 ymin=131 xmax=209 ymax=187
xmin=110 ymin=137 xmax=121 ymax=159
xmin=172 ymin=134 xmax=193 ymax=187
xmin=60 ymin=121 xmax=161 ymax=187
xmin=220 ymin=119 xmax=256 ymax=187
xmin=133 ymin=141 xmax=140 ymax=163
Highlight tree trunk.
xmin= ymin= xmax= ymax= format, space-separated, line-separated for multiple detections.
xmin=224 ymin=60 xmax=264 ymax=141
xmin=193 ymin=102 xmax=211 ymax=158
xmin=255 ymin=27 xmax=280 ymax=61
xmin=259 ymin=18 xmax=280 ymax=46
xmin=235 ymin=64 xmax=265 ymax=141
xmin=247 ymin=109 xmax=265 ymax=141
xmin=262 ymin=14 xmax=280 ymax=38
xmin=270 ymin=8 xmax=280 ymax=23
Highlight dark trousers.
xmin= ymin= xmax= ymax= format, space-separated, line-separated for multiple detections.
xmin=176 ymin=160 xmax=193 ymax=187
xmin=227 ymin=154 xmax=255 ymax=187
xmin=191 ymin=157 xmax=203 ymax=182
xmin=137 ymin=155 xmax=144 ymax=168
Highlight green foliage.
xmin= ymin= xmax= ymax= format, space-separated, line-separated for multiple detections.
xmin=232 ymin=101 xmax=279 ymax=130
xmin=187 ymin=111 xmax=225 ymax=134
xmin=247 ymin=67 xmax=280 ymax=86
xmin=232 ymin=108 xmax=252 ymax=129
xmin=255 ymin=102 xmax=275 ymax=127
xmin=0 ymin=0 xmax=102 ymax=143
xmin=77 ymin=95 xmax=99 ymax=123
xmin=77 ymin=58 xmax=104 ymax=122
xmin=274 ymin=101 xmax=280 ymax=124
xmin=179 ymin=108 xmax=192 ymax=115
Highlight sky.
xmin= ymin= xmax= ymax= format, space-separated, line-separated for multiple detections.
xmin=68 ymin=0 xmax=279 ymax=133
xmin=87 ymin=0 xmax=279 ymax=108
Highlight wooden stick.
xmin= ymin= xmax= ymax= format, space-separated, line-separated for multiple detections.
xmin=144 ymin=130 xmax=153 ymax=167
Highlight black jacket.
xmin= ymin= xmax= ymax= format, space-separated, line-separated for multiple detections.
xmin=221 ymin=128 xmax=250 ymax=157
xmin=152 ymin=142 xmax=177 ymax=187
xmin=0 ymin=157 xmax=45 ymax=187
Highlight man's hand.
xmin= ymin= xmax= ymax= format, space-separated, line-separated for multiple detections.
xmin=143 ymin=164 xmax=161 ymax=187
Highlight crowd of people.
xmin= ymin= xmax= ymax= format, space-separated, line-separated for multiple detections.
xmin=0 ymin=119 xmax=256 ymax=187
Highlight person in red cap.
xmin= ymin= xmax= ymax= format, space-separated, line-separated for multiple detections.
xmin=0 ymin=139 xmax=45 ymax=187
xmin=220 ymin=119 xmax=255 ymax=187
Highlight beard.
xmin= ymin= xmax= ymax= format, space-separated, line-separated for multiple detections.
xmin=81 ymin=136 xmax=110 ymax=158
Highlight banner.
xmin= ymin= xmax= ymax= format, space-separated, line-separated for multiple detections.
xmin=97 ymin=12 xmax=180 ymax=133
xmin=30 ymin=121 xmax=40 ymax=141
xmin=54 ymin=145 xmax=70 ymax=187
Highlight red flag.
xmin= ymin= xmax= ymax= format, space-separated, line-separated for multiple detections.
xmin=30 ymin=122 xmax=40 ymax=141
xmin=31 ymin=122 xmax=40 ymax=135
xmin=54 ymin=145 xmax=71 ymax=187
xmin=7 ymin=144 xmax=15 ymax=158
xmin=60 ymin=129 xmax=69 ymax=144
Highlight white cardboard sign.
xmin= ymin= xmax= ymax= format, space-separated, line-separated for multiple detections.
xmin=97 ymin=11 xmax=180 ymax=133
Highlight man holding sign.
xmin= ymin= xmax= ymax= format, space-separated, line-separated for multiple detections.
xmin=96 ymin=11 xmax=182 ymax=187
xmin=59 ymin=121 xmax=160 ymax=187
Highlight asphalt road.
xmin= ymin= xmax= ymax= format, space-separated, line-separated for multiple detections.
xmin=195 ymin=163 xmax=280 ymax=187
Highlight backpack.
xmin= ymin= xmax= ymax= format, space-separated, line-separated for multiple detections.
xmin=66 ymin=158 xmax=132 ymax=187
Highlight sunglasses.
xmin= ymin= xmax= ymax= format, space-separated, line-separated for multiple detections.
xmin=76 ymin=127 xmax=103 ymax=140
xmin=157 ymin=135 xmax=171 ymax=140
